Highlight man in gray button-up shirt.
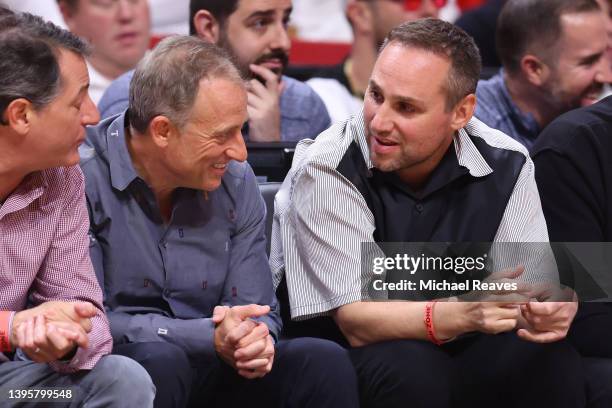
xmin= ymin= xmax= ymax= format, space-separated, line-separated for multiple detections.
xmin=81 ymin=36 xmax=358 ymax=408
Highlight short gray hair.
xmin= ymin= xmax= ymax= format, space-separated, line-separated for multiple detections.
xmin=0 ymin=9 xmax=89 ymax=124
xmin=129 ymin=35 xmax=242 ymax=133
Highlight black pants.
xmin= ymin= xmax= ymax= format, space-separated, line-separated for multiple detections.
xmin=349 ymin=332 xmax=585 ymax=408
xmin=569 ymin=302 xmax=612 ymax=408
xmin=114 ymin=337 xmax=359 ymax=408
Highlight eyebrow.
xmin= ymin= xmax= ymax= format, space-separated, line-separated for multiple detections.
xmin=71 ymin=83 xmax=89 ymax=102
xmin=369 ymin=79 xmax=425 ymax=106
xmin=579 ymin=51 xmax=603 ymax=65
xmin=246 ymin=6 xmax=293 ymax=20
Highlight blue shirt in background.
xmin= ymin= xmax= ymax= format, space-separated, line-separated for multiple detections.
xmin=475 ymin=70 xmax=541 ymax=150
xmin=80 ymin=111 xmax=282 ymax=360
xmin=97 ymin=71 xmax=331 ymax=143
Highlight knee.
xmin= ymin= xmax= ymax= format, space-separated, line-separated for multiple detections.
xmin=350 ymin=340 xmax=451 ymax=407
xmin=89 ymin=355 xmax=155 ymax=406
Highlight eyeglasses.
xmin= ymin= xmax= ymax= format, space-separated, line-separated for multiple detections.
xmin=389 ymin=0 xmax=448 ymax=11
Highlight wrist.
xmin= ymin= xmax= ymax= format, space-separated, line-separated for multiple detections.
xmin=0 ymin=311 xmax=14 ymax=352
xmin=435 ymin=301 xmax=469 ymax=339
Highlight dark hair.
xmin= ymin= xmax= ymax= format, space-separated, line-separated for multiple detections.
xmin=129 ymin=35 xmax=242 ymax=133
xmin=497 ymin=0 xmax=600 ymax=74
xmin=381 ymin=18 xmax=481 ymax=109
xmin=189 ymin=0 xmax=239 ymax=35
xmin=0 ymin=10 xmax=89 ymax=124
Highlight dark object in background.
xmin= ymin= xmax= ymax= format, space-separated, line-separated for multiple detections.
xmin=456 ymin=0 xmax=506 ymax=68
xmin=247 ymin=142 xmax=296 ymax=182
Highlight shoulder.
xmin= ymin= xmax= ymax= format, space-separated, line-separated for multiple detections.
xmin=98 ymin=70 xmax=134 ymax=119
xmin=532 ymin=97 xmax=612 ymax=158
xmin=281 ymin=75 xmax=327 ymax=111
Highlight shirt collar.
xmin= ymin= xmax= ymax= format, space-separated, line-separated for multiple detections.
xmin=352 ymin=110 xmax=493 ymax=178
xmin=106 ymin=110 xmax=140 ymax=191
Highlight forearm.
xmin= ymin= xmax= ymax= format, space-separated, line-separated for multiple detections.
xmin=108 ymin=311 xmax=216 ymax=359
xmin=334 ymin=301 xmax=469 ymax=347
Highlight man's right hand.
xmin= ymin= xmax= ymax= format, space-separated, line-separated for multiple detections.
xmin=213 ymin=304 xmax=270 ymax=370
xmin=10 ymin=301 xmax=97 ymax=346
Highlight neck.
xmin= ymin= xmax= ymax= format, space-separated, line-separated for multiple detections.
xmin=396 ymin=135 xmax=454 ymax=192
xmin=504 ymin=72 xmax=558 ymax=129
xmin=87 ymin=55 xmax=127 ymax=81
xmin=0 ymin=135 xmax=33 ymax=202
xmin=126 ymin=127 xmax=176 ymax=221
xmin=346 ymin=34 xmax=379 ymax=97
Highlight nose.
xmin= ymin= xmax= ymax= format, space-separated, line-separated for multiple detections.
xmin=81 ymin=94 xmax=101 ymax=127
xmin=369 ymin=102 xmax=394 ymax=136
xmin=270 ymin=21 xmax=291 ymax=52
xmin=117 ymin=0 xmax=136 ymax=22
xmin=225 ymin=130 xmax=248 ymax=163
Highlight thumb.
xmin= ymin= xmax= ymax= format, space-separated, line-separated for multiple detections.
xmin=74 ymin=302 xmax=97 ymax=318
xmin=212 ymin=306 xmax=229 ymax=324
xmin=231 ymin=304 xmax=271 ymax=321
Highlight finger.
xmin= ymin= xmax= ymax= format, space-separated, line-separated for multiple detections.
xmin=225 ymin=319 xmax=259 ymax=346
xmin=54 ymin=326 xmax=89 ymax=349
xmin=248 ymin=78 xmax=269 ymax=96
xmin=236 ymin=358 xmax=270 ymax=370
xmin=234 ymin=337 xmax=267 ymax=361
xmin=73 ymin=302 xmax=97 ymax=319
xmin=231 ymin=305 xmax=270 ymax=321
xmin=236 ymin=323 xmax=269 ymax=349
xmin=45 ymin=324 xmax=73 ymax=357
xmin=33 ymin=315 xmax=48 ymax=349
xmin=517 ymin=328 xmax=564 ymax=343
xmin=491 ymin=265 xmax=525 ymax=280
xmin=249 ymin=64 xmax=280 ymax=89
xmin=212 ymin=306 xmax=229 ymax=324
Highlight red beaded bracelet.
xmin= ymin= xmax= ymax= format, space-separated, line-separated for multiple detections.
xmin=424 ymin=301 xmax=443 ymax=346
xmin=0 ymin=311 xmax=12 ymax=352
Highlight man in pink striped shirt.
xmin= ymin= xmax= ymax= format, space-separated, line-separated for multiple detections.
xmin=0 ymin=8 xmax=154 ymax=406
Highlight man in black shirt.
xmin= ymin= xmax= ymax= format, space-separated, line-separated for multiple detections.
xmin=532 ymin=96 xmax=612 ymax=408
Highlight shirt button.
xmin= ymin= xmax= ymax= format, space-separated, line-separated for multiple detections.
xmin=160 ymin=240 xmax=167 ymax=248
xmin=163 ymin=288 xmax=170 ymax=297
xmin=415 ymin=203 xmax=424 ymax=213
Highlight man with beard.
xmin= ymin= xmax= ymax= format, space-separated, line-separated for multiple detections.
xmin=97 ymin=0 xmax=330 ymax=142
xmin=475 ymin=0 xmax=611 ymax=150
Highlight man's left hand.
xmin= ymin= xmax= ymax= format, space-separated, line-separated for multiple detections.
xmin=517 ymin=301 xmax=578 ymax=343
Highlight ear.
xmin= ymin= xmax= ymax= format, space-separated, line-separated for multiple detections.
xmin=450 ymin=93 xmax=476 ymax=132
xmin=520 ymin=54 xmax=550 ymax=87
xmin=148 ymin=116 xmax=175 ymax=149
xmin=346 ymin=0 xmax=374 ymax=36
xmin=57 ymin=0 xmax=78 ymax=33
xmin=3 ymin=98 xmax=34 ymax=136
xmin=193 ymin=9 xmax=220 ymax=43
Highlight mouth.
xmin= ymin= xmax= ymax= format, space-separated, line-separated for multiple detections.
xmin=115 ymin=31 xmax=139 ymax=45
xmin=580 ymin=85 xmax=604 ymax=106
xmin=211 ymin=163 xmax=228 ymax=176
xmin=370 ymin=134 xmax=400 ymax=155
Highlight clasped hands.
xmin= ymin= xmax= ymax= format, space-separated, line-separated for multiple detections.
xmin=9 ymin=301 xmax=97 ymax=363
xmin=213 ymin=304 xmax=275 ymax=379
xmin=461 ymin=266 xmax=578 ymax=343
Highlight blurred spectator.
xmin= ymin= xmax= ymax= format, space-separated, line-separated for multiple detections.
xmin=98 ymin=0 xmax=331 ymax=142
xmin=290 ymin=0 xmax=352 ymax=42
xmin=57 ymin=0 xmax=151 ymax=104
xmin=455 ymin=0 xmax=506 ymax=68
xmin=475 ymin=0 xmax=610 ymax=149
xmin=295 ymin=0 xmax=446 ymax=123
xmin=149 ymin=0 xmax=189 ymax=34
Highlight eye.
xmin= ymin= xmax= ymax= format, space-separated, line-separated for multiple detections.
xmin=396 ymin=101 xmax=416 ymax=114
xmin=251 ymin=18 xmax=272 ymax=31
xmin=369 ymin=88 xmax=383 ymax=104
